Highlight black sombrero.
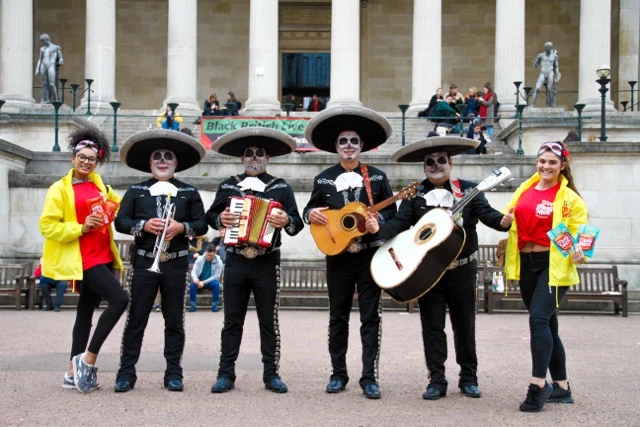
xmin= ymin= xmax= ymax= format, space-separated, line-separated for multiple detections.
xmin=211 ymin=127 xmax=297 ymax=157
xmin=120 ymin=129 xmax=205 ymax=173
xmin=304 ymin=105 xmax=392 ymax=153
xmin=391 ymin=136 xmax=479 ymax=163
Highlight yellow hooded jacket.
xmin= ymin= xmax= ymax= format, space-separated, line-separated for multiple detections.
xmin=504 ymin=173 xmax=587 ymax=287
xmin=39 ymin=169 xmax=123 ymax=280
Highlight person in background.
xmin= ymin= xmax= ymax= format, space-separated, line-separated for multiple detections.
xmin=419 ymin=87 xmax=444 ymax=118
xmin=447 ymin=84 xmax=465 ymax=105
xmin=39 ymin=127 xmax=128 ymax=393
xmin=464 ymin=87 xmax=481 ymax=119
xmin=157 ymin=106 xmax=182 ymax=131
xmin=478 ymin=82 xmax=496 ymax=141
xmin=307 ymin=93 xmax=326 ymax=112
xmin=466 ymin=121 xmax=488 ymax=155
xmin=34 ymin=260 xmax=68 ymax=312
xmin=188 ymin=244 xmax=223 ymax=312
xmin=500 ymin=140 xmax=587 ymax=412
xmin=563 ymin=130 xmax=579 ymax=143
xmin=226 ymin=92 xmax=242 ymax=116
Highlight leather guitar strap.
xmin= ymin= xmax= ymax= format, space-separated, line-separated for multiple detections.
xmin=360 ymin=164 xmax=375 ymax=207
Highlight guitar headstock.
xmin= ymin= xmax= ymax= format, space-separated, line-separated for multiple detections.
xmin=477 ymin=167 xmax=512 ymax=192
xmin=397 ymin=182 xmax=420 ymax=201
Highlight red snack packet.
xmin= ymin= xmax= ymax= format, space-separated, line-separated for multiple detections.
xmin=546 ymin=223 xmax=574 ymax=257
xmin=86 ymin=196 xmax=120 ymax=233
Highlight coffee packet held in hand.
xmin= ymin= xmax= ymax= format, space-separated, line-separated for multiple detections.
xmin=547 ymin=223 xmax=574 ymax=257
xmin=575 ymin=225 xmax=600 ymax=258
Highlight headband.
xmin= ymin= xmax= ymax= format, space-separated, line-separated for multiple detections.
xmin=74 ymin=140 xmax=103 ymax=158
xmin=537 ymin=141 xmax=568 ymax=161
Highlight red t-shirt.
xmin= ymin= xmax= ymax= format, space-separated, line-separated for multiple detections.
xmin=515 ymin=183 xmax=560 ymax=250
xmin=73 ymin=181 xmax=114 ymax=271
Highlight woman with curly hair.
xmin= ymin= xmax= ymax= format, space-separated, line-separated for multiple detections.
xmin=39 ymin=127 xmax=128 ymax=393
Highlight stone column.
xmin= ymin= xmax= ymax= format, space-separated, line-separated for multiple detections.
xmin=577 ymin=0 xmax=614 ymax=111
xmin=162 ymin=0 xmax=199 ymax=112
xmin=494 ymin=0 xmax=525 ymax=114
xmin=244 ymin=0 xmax=281 ymax=116
xmin=618 ymin=0 xmax=639 ymax=105
xmin=327 ymin=0 xmax=362 ymax=107
xmin=0 ymin=0 xmax=35 ymax=106
xmin=81 ymin=0 xmax=117 ymax=113
xmin=407 ymin=0 xmax=442 ymax=114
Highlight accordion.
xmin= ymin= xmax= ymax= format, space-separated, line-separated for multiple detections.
xmin=223 ymin=195 xmax=283 ymax=248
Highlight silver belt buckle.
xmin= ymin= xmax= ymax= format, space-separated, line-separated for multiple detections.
xmin=347 ymin=242 xmax=361 ymax=254
xmin=159 ymin=251 xmax=171 ymax=263
xmin=241 ymin=247 xmax=259 ymax=259
xmin=447 ymin=259 xmax=460 ymax=270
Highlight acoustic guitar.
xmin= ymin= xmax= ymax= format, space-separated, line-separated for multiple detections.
xmin=370 ymin=167 xmax=512 ymax=302
xmin=310 ymin=182 xmax=420 ymax=256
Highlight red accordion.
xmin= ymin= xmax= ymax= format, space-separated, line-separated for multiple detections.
xmin=223 ymin=195 xmax=283 ymax=248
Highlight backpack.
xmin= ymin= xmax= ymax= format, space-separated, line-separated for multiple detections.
xmin=493 ymin=94 xmax=500 ymax=123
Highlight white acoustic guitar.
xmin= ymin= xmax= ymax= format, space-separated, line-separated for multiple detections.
xmin=370 ymin=167 xmax=512 ymax=303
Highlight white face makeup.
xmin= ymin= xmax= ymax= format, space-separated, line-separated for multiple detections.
xmin=335 ymin=130 xmax=363 ymax=161
xmin=149 ymin=149 xmax=177 ymax=181
xmin=424 ymin=151 xmax=452 ymax=186
xmin=241 ymin=146 xmax=269 ymax=176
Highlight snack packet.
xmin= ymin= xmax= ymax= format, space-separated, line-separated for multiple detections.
xmin=547 ymin=223 xmax=574 ymax=257
xmin=86 ymin=196 xmax=119 ymax=233
xmin=575 ymin=225 xmax=600 ymax=258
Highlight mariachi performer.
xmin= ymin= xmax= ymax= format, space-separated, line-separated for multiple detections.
xmin=114 ymin=129 xmax=208 ymax=393
xmin=206 ymin=127 xmax=303 ymax=394
xmin=365 ymin=135 xmax=510 ymax=400
xmin=303 ymin=106 xmax=396 ymax=399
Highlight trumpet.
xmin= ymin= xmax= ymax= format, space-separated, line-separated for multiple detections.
xmin=147 ymin=195 xmax=177 ymax=274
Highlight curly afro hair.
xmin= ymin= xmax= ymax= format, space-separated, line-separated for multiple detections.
xmin=68 ymin=127 xmax=111 ymax=164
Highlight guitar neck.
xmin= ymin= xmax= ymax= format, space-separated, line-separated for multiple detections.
xmin=369 ymin=194 xmax=403 ymax=213
xmin=450 ymin=187 xmax=480 ymax=216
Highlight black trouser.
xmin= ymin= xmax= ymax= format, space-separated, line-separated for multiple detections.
xmin=519 ymin=251 xmax=568 ymax=380
xmin=117 ymin=256 xmax=189 ymax=386
xmin=418 ymin=261 xmax=477 ymax=393
xmin=326 ymin=250 xmax=382 ymax=389
xmin=71 ymin=264 xmax=128 ymax=358
xmin=217 ymin=251 xmax=282 ymax=383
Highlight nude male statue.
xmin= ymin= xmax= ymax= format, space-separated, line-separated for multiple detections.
xmin=35 ymin=34 xmax=64 ymax=103
xmin=532 ymin=42 xmax=560 ymax=108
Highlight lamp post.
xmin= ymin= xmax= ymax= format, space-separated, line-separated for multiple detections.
xmin=0 ymin=100 xmax=5 ymax=133
xmin=620 ymin=101 xmax=628 ymax=112
xmin=514 ymin=81 xmax=522 ymax=106
xmin=283 ymin=102 xmax=295 ymax=117
xmin=398 ymin=104 xmax=409 ymax=146
xmin=52 ymin=101 xmax=63 ymax=152
xmin=629 ymin=81 xmax=637 ymax=112
xmin=110 ymin=101 xmax=121 ymax=152
xmin=85 ymin=79 xmax=94 ymax=115
xmin=574 ymin=103 xmax=586 ymax=141
xmin=596 ymin=65 xmax=611 ymax=142
xmin=59 ymin=78 xmax=68 ymax=104
xmin=70 ymin=84 xmax=80 ymax=112
xmin=523 ymin=87 xmax=533 ymax=106
xmin=515 ymin=104 xmax=526 ymax=155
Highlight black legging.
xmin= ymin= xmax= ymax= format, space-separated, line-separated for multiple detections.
xmin=70 ymin=263 xmax=129 ymax=358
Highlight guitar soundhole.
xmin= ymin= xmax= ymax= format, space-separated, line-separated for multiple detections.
xmin=342 ymin=215 xmax=356 ymax=230
xmin=417 ymin=224 xmax=435 ymax=243
xmin=419 ymin=229 xmax=433 ymax=240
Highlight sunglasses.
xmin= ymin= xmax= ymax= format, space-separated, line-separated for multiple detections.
xmin=76 ymin=153 xmax=98 ymax=164
xmin=425 ymin=156 xmax=448 ymax=167
xmin=338 ymin=136 xmax=361 ymax=146
xmin=537 ymin=142 xmax=565 ymax=159
xmin=152 ymin=151 xmax=175 ymax=162
xmin=243 ymin=148 xmax=266 ymax=158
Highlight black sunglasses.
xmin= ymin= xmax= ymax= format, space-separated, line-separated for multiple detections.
xmin=338 ymin=137 xmax=360 ymax=146
xmin=425 ymin=156 xmax=448 ymax=167
xmin=243 ymin=148 xmax=266 ymax=158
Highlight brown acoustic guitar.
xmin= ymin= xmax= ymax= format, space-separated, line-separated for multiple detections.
xmin=310 ymin=182 xmax=419 ymax=256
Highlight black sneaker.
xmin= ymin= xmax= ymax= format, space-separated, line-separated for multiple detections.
xmin=519 ymin=382 xmax=553 ymax=412
xmin=548 ymin=382 xmax=574 ymax=403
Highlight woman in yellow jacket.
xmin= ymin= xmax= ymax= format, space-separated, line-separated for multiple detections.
xmin=40 ymin=127 xmax=128 ymax=393
xmin=500 ymin=141 xmax=587 ymax=412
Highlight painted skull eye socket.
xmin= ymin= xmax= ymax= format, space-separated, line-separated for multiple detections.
xmin=243 ymin=148 xmax=266 ymax=158
xmin=152 ymin=151 xmax=174 ymax=161
xmin=338 ymin=137 xmax=360 ymax=146
xmin=425 ymin=156 xmax=448 ymax=167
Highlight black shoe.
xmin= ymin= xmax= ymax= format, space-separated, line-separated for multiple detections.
xmin=211 ymin=377 xmax=234 ymax=393
xmin=265 ymin=376 xmax=288 ymax=393
xmin=165 ymin=379 xmax=184 ymax=392
xmin=326 ymin=379 xmax=346 ymax=394
xmin=519 ymin=382 xmax=553 ymax=412
xmin=363 ymin=384 xmax=381 ymax=400
xmin=460 ymin=384 xmax=482 ymax=398
xmin=548 ymin=382 xmax=574 ymax=403
xmin=114 ymin=379 xmax=134 ymax=393
xmin=422 ymin=386 xmax=446 ymax=400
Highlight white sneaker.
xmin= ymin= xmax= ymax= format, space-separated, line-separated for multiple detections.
xmin=64 ymin=371 xmax=100 ymax=391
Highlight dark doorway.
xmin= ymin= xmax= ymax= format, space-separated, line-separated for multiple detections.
xmin=282 ymin=53 xmax=330 ymax=111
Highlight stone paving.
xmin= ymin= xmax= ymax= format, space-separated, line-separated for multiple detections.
xmin=0 ymin=309 xmax=638 ymax=426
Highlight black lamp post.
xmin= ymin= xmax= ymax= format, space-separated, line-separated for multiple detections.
xmin=283 ymin=102 xmax=295 ymax=117
xmin=0 ymin=100 xmax=5 ymax=133
xmin=596 ymin=65 xmax=611 ymax=142
xmin=70 ymin=84 xmax=80 ymax=112
xmin=398 ymin=104 xmax=409 ymax=146
xmin=515 ymin=104 xmax=526 ymax=155
xmin=85 ymin=79 xmax=94 ymax=115
xmin=110 ymin=101 xmax=121 ymax=152
xmin=523 ymin=87 xmax=533 ymax=106
xmin=59 ymin=78 xmax=68 ymax=104
xmin=574 ymin=103 xmax=585 ymax=141
xmin=620 ymin=101 xmax=629 ymax=112
xmin=514 ymin=81 xmax=522 ymax=106
xmin=52 ymin=101 xmax=63 ymax=152
xmin=629 ymin=81 xmax=637 ymax=112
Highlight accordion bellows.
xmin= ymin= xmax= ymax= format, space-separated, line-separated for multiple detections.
xmin=223 ymin=195 xmax=283 ymax=248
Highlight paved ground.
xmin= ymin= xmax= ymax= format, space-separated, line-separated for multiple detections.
xmin=0 ymin=308 xmax=638 ymax=426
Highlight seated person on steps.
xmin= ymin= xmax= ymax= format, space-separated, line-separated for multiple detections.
xmin=188 ymin=244 xmax=223 ymax=312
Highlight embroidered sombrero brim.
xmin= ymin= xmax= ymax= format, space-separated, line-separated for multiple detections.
xmin=391 ymin=136 xmax=479 ymax=163
xmin=211 ymin=127 xmax=297 ymax=157
xmin=120 ymin=129 xmax=205 ymax=172
xmin=304 ymin=105 xmax=392 ymax=153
